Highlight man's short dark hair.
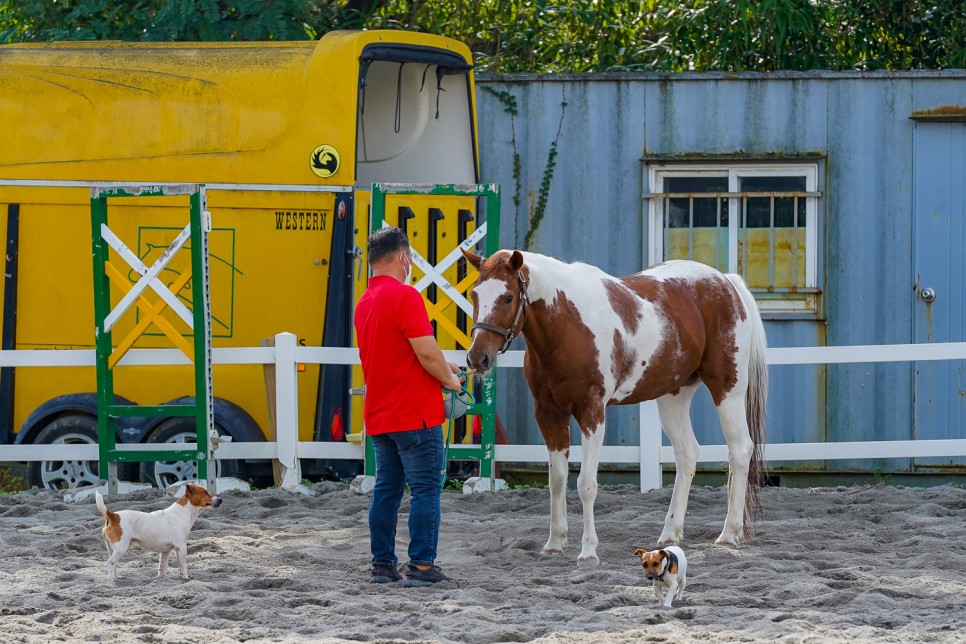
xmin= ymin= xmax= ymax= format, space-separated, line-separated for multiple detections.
xmin=367 ymin=226 xmax=410 ymax=265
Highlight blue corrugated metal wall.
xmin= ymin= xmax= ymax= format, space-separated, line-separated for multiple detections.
xmin=475 ymin=71 xmax=966 ymax=474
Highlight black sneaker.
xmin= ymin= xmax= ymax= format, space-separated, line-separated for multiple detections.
xmin=370 ymin=562 xmax=402 ymax=584
xmin=403 ymin=563 xmax=453 ymax=587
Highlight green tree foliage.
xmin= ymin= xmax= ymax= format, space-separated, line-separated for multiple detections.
xmin=0 ymin=0 xmax=365 ymax=43
xmin=643 ymin=0 xmax=966 ymax=71
xmin=2 ymin=0 xmax=964 ymax=71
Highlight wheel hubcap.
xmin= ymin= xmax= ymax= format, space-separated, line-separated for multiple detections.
xmin=41 ymin=433 xmax=99 ymax=490
xmin=152 ymin=433 xmax=220 ymax=488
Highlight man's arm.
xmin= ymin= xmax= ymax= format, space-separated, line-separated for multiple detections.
xmin=409 ymin=336 xmax=462 ymax=391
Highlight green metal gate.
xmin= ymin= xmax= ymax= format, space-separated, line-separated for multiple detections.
xmin=367 ymin=183 xmax=502 ymax=490
xmin=90 ymin=184 xmax=214 ymax=493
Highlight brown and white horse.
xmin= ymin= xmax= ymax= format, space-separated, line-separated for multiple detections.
xmin=463 ymin=249 xmax=767 ymax=567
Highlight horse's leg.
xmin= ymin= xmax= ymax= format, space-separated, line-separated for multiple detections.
xmin=535 ymin=403 xmax=571 ymax=555
xmin=656 ymin=383 xmax=701 ymax=547
xmin=715 ymin=391 xmax=754 ymax=545
xmin=575 ymin=420 xmax=605 ymax=567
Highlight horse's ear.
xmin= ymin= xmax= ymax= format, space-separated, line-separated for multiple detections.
xmin=461 ymin=247 xmax=483 ymax=269
xmin=509 ymin=250 xmax=524 ymax=272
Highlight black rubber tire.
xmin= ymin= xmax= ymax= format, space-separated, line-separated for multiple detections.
xmin=26 ymin=415 xmax=138 ymax=490
xmin=139 ymin=417 xmax=242 ymax=489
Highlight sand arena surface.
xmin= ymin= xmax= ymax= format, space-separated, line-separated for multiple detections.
xmin=0 ymin=483 xmax=964 ymax=643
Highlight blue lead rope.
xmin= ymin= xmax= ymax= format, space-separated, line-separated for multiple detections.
xmin=441 ymin=371 xmax=474 ymax=488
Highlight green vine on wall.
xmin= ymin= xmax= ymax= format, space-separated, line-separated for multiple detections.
xmin=480 ymin=85 xmax=522 ymax=247
xmin=524 ymin=95 xmax=566 ymax=251
xmin=481 ymin=84 xmax=566 ymax=251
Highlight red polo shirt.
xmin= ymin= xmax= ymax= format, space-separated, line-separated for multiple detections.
xmin=354 ymin=275 xmax=444 ymax=435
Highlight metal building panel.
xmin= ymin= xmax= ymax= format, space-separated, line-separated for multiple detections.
xmin=476 ymin=79 xmax=647 ymax=276
xmin=476 ymin=72 xmax=966 ymax=475
xmin=643 ymin=78 xmax=828 ymax=156
xmin=823 ymin=78 xmax=918 ymax=472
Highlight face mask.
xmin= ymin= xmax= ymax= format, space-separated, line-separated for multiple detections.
xmin=401 ymin=253 xmax=413 ymax=284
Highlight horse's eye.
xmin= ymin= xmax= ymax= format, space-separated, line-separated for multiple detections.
xmin=503 ymin=295 xmax=514 ymax=305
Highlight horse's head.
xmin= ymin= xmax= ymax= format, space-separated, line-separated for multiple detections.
xmin=462 ymin=248 xmax=529 ymax=375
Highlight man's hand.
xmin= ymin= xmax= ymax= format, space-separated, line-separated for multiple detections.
xmin=447 ymin=362 xmax=467 ymax=386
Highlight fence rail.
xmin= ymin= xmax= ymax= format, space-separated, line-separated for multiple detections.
xmin=3 ymin=333 xmax=966 ymax=492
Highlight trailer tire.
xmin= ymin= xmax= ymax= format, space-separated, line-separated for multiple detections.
xmin=139 ymin=418 xmax=243 ymax=489
xmin=26 ymin=415 xmax=138 ymax=490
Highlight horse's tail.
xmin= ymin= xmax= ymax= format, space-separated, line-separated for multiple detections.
xmin=726 ymin=274 xmax=768 ymax=537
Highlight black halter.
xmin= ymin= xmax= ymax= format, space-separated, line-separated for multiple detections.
xmin=471 ymin=272 xmax=529 ymax=355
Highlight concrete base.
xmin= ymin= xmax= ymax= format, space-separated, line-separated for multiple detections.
xmin=350 ymin=475 xmax=507 ymax=494
xmin=164 ymin=477 xmax=252 ymax=497
xmin=350 ymin=474 xmax=375 ymax=494
xmin=63 ymin=481 xmax=154 ymax=504
xmin=281 ymin=482 xmax=317 ymax=496
xmin=462 ymin=476 xmax=507 ymax=494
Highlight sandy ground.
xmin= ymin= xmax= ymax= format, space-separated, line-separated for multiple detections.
xmin=0 ymin=482 xmax=964 ymax=643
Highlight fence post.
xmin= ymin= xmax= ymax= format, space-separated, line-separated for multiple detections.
xmin=274 ymin=332 xmax=302 ymax=489
xmin=639 ymin=400 xmax=662 ymax=492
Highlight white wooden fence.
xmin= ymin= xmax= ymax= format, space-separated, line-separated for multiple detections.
xmin=3 ymin=332 xmax=966 ymax=492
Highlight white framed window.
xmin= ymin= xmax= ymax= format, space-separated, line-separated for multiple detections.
xmin=646 ymin=163 xmax=821 ymax=314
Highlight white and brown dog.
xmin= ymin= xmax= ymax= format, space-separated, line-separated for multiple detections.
xmin=635 ymin=546 xmax=688 ymax=607
xmin=95 ymin=484 xmax=222 ymax=580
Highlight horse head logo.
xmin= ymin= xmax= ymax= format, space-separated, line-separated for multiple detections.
xmin=309 ymin=145 xmax=340 ymax=178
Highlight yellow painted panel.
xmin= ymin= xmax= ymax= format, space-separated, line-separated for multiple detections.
xmin=350 ymin=190 xmax=478 ymax=439
xmin=0 ymin=31 xmax=473 ymax=186
xmin=0 ymin=29 xmax=480 ymax=450
xmin=666 ymin=228 xmax=729 ymax=272
xmin=668 ymin=228 xmax=805 ymax=289
xmin=10 ymin=191 xmax=336 ymax=442
xmin=742 ymin=228 xmax=806 ymax=290
xmin=349 ymin=190 xmax=371 ymax=441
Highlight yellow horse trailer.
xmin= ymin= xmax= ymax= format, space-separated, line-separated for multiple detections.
xmin=0 ymin=30 xmax=480 ymax=488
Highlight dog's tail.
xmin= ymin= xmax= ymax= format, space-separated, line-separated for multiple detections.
xmin=95 ymin=491 xmax=108 ymax=518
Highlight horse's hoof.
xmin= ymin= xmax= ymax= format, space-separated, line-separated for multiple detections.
xmin=714 ymin=535 xmax=739 ymax=546
xmin=541 ymin=547 xmax=565 ymax=556
xmin=657 ymin=535 xmax=680 ymax=547
xmin=576 ymin=555 xmax=600 ymax=569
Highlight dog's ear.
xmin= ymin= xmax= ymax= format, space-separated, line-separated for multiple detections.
xmin=634 ymin=548 xmax=646 ymax=557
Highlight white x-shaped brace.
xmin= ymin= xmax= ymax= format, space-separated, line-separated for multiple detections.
xmin=101 ymin=223 xmax=195 ymax=332
xmin=382 ymin=221 xmax=487 ymax=317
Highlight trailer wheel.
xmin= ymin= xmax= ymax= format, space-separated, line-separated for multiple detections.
xmin=140 ymin=418 xmax=242 ymax=489
xmin=26 ymin=415 xmax=138 ymax=490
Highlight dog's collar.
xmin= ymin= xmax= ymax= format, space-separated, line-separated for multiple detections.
xmin=658 ymin=550 xmax=678 ymax=581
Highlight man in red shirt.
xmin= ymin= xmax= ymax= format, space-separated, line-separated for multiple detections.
xmin=354 ymin=226 xmax=463 ymax=587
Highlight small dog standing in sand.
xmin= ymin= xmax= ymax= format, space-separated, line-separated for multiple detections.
xmin=95 ymin=484 xmax=222 ymax=580
xmin=635 ymin=546 xmax=688 ymax=607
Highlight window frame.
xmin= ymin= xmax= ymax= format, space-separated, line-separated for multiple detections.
xmin=646 ymin=162 xmax=821 ymax=316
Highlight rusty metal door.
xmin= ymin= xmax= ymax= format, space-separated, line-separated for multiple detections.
xmin=913 ymin=122 xmax=966 ymax=468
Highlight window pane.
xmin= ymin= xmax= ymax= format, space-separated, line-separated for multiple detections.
xmin=664 ymin=177 xmax=729 ymax=271
xmin=741 ymin=176 xmax=806 ymax=227
xmin=738 ymin=175 xmax=807 ymax=289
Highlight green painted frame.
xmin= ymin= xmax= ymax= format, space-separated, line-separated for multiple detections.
xmin=366 ymin=183 xmax=501 ymax=484
xmin=90 ymin=185 xmax=214 ymax=492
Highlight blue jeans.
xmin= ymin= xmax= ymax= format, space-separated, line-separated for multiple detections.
xmin=369 ymin=425 xmax=444 ymax=567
